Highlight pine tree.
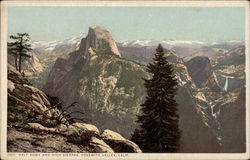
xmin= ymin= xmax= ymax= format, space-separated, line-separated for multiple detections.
xmin=131 ymin=44 xmax=181 ymax=153
xmin=7 ymin=42 xmax=19 ymax=71
xmin=9 ymin=33 xmax=32 ymax=73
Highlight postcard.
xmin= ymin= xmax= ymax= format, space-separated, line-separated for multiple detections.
xmin=1 ymin=0 xmax=249 ymax=160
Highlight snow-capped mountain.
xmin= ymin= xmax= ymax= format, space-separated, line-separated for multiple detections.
xmin=30 ymin=33 xmax=87 ymax=52
xmin=119 ymin=39 xmax=244 ymax=49
xmin=30 ymin=32 xmax=244 ymax=54
xmin=120 ymin=39 xmax=206 ymax=48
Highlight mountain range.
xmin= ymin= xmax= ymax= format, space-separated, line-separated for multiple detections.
xmin=30 ymin=33 xmax=244 ymax=52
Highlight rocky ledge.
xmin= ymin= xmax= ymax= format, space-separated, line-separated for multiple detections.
xmin=8 ymin=122 xmax=141 ymax=153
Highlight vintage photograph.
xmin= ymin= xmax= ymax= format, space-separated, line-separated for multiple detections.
xmin=1 ymin=1 xmax=249 ymax=159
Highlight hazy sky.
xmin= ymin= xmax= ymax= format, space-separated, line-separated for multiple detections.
xmin=8 ymin=7 xmax=245 ymax=42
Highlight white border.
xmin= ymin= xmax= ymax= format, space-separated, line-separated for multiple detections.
xmin=1 ymin=1 xmax=249 ymax=160
xmin=1 ymin=1 xmax=8 ymax=159
xmin=0 ymin=0 xmax=250 ymax=7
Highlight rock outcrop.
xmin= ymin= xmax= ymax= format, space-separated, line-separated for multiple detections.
xmin=185 ymin=56 xmax=221 ymax=91
xmin=79 ymin=26 xmax=121 ymax=59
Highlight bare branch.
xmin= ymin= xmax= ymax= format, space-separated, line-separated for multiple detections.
xmin=66 ymin=110 xmax=85 ymax=116
xmin=44 ymin=102 xmax=62 ymax=113
xmin=62 ymin=102 xmax=79 ymax=112
xmin=67 ymin=117 xmax=88 ymax=123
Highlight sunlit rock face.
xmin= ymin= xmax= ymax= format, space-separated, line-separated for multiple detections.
xmin=79 ymin=26 xmax=121 ymax=59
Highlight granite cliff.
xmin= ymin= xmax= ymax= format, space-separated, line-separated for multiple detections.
xmin=44 ymin=26 xmax=221 ymax=152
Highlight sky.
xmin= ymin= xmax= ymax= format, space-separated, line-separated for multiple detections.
xmin=8 ymin=7 xmax=245 ymax=43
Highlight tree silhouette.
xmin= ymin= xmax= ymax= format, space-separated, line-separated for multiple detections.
xmin=9 ymin=33 xmax=32 ymax=73
xmin=131 ymin=44 xmax=181 ymax=152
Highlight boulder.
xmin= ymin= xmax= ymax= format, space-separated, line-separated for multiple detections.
xmin=68 ymin=122 xmax=100 ymax=136
xmin=66 ymin=122 xmax=100 ymax=144
xmin=26 ymin=123 xmax=55 ymax=132
xmin=101 ymin=129 xmax=142 ymax=153
xmin=26 ymin=123 xmax=47 ymax=131
xmin=88 ymin=137 xmax=114 ymax=153
xmin=55 ymin=123 xmax=68 ymax=133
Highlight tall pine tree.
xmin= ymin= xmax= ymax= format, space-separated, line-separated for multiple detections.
xmin=9 ymin=33 xmax=32 ymax=73
xmin=131 ymin=44 xmax=181 ymax=153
